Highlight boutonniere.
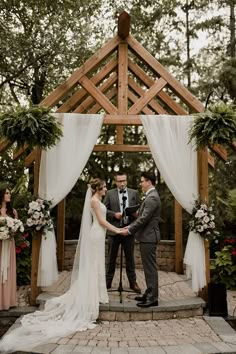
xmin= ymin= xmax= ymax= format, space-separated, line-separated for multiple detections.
xmin=141 ymin=195 xmax=145 ymax=202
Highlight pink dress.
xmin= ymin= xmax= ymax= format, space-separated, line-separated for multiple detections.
xmin=0 ymin=213 xmax=17 ymax=310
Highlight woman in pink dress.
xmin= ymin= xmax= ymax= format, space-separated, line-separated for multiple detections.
xmin=0 ymin=187 xmax=17 ymax=310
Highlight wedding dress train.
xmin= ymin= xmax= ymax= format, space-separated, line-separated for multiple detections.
xmin=0 ymin=188 xmax=108 ymax=353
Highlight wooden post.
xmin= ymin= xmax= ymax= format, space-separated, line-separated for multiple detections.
xmin=198 ymin=148 xmax=210 ymax=301
xmin=118 ymin=11 xmax=131 ymax=39
xmin=117 ymin=43 xmax=128 ymax=143
xmin=175 ymin=200 xmax=183 ymax=274
xmin=57 ymin=199 xmax=65 ymax=271
xmin=30 ymin=148 xmax=42 ymax=305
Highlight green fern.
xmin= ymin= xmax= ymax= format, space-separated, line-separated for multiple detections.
xmin=189 ymin=101 xmax=236 ymax=149
xmin=0 ymin=105 xmax=63 ymax=150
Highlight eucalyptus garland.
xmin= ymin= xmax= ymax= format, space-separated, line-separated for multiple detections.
xmin=0 ymin=105 xmax=63 ymax=150
xmin=189 ymin=101 xmax=236 ymax=149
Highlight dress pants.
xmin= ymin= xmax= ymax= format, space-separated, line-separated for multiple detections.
xmin=140 ymin=242 xmax=158 ymax=301
xmin=106 ymin=235 xmax=136 ymax=285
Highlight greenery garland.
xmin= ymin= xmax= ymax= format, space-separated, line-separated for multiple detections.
xmin=189 ymin=101 xmax=236 ymax=149
xmin=0 ymin=105 xmax=63 ymax=150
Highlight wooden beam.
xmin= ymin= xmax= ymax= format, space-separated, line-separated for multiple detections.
xmin=57 ymin=199 xmax=65 ymax=271
xmin=128 ymin=90 xmax=154 ymax=114
xmin=104 ymin=114 xmax=141 ymax=125
xmin=30 ymin=148 xmax=42 ymax=305
xmin=73 ymin=72 xmax=117 ymax=113
xmin=127 ymin=35 xmax=204 ymax=113
xmin=208 ymin=153 xmax=215 ymax=169
xmin=118 ymin=11 xmax=131 ymax=39
xmin=128 ymin=77 xmax=168 ymax=114
xmin=57 ymin=59 xmax=118 ymax=113
xmin=128 ymin=58 xmax=188 ymax=115
xmin=93 ymin=144 xmax=150 ymax=152
xmin=117 ymin=43 xmax=128 ymax=143
xmin=0 ymin=139 xmax=10 ymax=153
xmin=87 ymin=87 xmax=117 ymax=114
xmin=197 ymin=148 xmax=209 ymax=301
xmin=210 ymin=143 xmax=227 ymax=162
xmin=128 ymin=78 xmax=167 ymax=114
xmin=40 ymin=36 xmax=121 ymax=108
xmin=79 ymin=76 xmax=118 ymax=114
xmin=13 ymin=144 xmax=29 ymax=160
xmin=175 ymin=200 xmax=183 ymax=274
xmin=25 ymin=151 xmax=36 ymax=167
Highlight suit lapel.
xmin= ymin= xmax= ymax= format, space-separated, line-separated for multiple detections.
xmin=113 ymin=189 xmax=121 ymax=211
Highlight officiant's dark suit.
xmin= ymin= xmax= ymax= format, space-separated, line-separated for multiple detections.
xmin=103 ymin=172 xmax=141 ymax=293
xmin=125 ymin=172 xmax=161 ymax=307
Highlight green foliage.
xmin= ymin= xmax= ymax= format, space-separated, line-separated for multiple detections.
xmin=16 ymin=241 xmax=31 ymax=286
xmin=0 ymin=105 xmax=63 ymax=149
xmin=211 ymin=239 xmax=236 ymax=289
xmin=226 ymin=189 xmax=236 ymax=223
xmin=189 ymin=102 xmax=236 ymax=149
xmin=219 ymin=58 xmax=236 ymax=102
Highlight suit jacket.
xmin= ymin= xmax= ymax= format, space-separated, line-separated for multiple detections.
xmin=103 ymin=188 xmax=140 ymax=236
xmin=128 ymin=188 xmax=161 ymax=243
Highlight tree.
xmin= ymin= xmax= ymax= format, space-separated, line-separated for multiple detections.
xmin=0 ymin=0 xmax=107 ymax=106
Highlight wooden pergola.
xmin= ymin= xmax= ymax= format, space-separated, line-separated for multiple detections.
xmin=0 ymin=11 xmax=229 ymax=304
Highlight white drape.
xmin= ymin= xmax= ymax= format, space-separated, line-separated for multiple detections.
xmin=140 ymin=115 xmax=206 ymax=292
xmin=37 ymin=113 xmax=104 ymax=286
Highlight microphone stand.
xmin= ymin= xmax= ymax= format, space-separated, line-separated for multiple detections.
xmin=108 ymin=191 xmax=135 ymax=303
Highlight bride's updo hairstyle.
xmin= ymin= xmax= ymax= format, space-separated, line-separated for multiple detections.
xmin=89 ymin=178 xmax=105 ymax=195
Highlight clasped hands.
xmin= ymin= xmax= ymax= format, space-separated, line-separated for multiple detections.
xmin=118 ymin=227 xmax=129 ymax=236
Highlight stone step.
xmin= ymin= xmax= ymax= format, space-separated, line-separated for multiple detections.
xmin=36 ymin=292 xmax=205 ymax=321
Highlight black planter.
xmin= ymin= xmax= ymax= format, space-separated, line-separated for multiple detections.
xmin=208 ymin=282 xmax=228 ymax=317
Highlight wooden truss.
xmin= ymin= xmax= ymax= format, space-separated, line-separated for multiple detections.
xmin=1 ymin=11 xmax=229 ymax=303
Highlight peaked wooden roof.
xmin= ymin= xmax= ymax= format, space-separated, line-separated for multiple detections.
xmin=0 ymin=11 xmax=228 ymax=163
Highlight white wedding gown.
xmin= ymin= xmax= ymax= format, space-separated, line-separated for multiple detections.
xmin=0 ymin=197 xmax=109 ymax=353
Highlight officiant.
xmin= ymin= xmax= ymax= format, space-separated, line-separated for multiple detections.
xmin=104 ymin=171 xmax=141 ymax=293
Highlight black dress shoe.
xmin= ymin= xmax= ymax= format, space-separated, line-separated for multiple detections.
xmin=135 ymin=295 xmax=146 ymax=302
xmin=137 ymin=300 xmax=158 ymax=308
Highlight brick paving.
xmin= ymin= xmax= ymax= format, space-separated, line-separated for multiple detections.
xmin=8 ymin=269 xmax=236 ymax=353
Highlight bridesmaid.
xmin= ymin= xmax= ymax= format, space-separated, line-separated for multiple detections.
xmin=0 ymin=186 xmax=18 ymax=310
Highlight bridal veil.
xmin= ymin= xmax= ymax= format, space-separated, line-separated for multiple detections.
xmin=0 ymin=187 xmax=99 ymax=353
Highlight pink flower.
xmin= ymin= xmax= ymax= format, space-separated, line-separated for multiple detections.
xmin=20 ymin=243 xmax=27 ymax=249
xmin=15 ymin=247 xmax=21 ymax=254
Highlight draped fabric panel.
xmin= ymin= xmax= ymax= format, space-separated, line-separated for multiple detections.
xmin=37 ymin=114 xmax=104 ymax=286
xmin=140 ymin=115 xmax=206 ymax=292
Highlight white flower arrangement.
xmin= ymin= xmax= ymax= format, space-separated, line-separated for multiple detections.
xmin=189 ymin=200 xmax=220 ymax=241
xmin=0 ymin=216 xmax=24 ymax=240
xmin=26 ymin=198 xmax=53 ymax=234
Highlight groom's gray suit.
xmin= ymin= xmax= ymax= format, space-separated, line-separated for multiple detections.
xmin=128 ymin=188 xmax=161 ymax=302
xmin=104 ymin=188 xmax=140 ymax=287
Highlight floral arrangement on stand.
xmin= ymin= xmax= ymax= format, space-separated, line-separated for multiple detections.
xmin=26 ymin=198 xmax=53 ymax=238
xmin=189 ymin=199 xmax=220 ymax=241
xmin=0 ymin=216 xmax=24 ymax=240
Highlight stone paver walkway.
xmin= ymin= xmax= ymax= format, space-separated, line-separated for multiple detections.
xmin=5 ymin=269 xmax=236 ymax=354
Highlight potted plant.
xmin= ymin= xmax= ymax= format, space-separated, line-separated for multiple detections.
xmin=189 ymin=101 xmax=236 ymax=149
xmin=0 ymin=105 xmax=63 ymax=150
xmin=209 ymin=238 xmax=236 ymax=316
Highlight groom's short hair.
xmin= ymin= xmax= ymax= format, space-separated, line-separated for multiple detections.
xmin=141 ymin=172 xmax=156 ymax=186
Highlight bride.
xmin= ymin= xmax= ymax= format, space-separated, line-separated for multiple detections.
xmin=0 ymin=178 xmax=123 ymax=353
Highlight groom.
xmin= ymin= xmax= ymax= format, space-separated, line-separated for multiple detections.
xmin=121 ymin=172 xmax=161 ymax=307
